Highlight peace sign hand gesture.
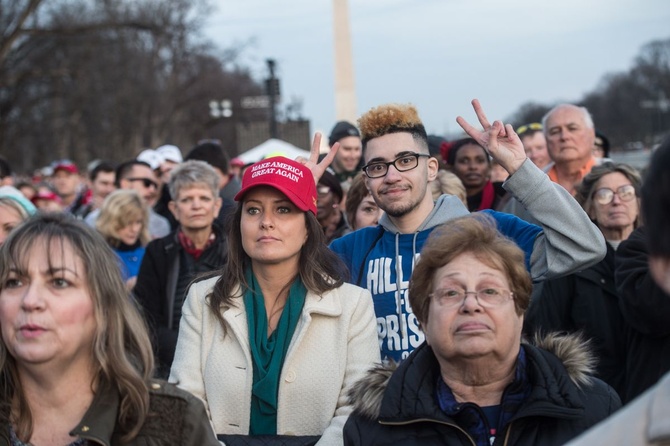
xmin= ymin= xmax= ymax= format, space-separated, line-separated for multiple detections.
xmin=456 ymin=99 xmax=527 ymax=176
xmin=295 ymin=132 xmax=340 ymax=184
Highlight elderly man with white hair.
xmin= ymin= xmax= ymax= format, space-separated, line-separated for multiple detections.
xmin=502 ymin=104 xmax=597 ymax=222
xmin=541 ymin=104 xmax=597 ymax=195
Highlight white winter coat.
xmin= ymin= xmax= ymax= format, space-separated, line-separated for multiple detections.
xmin=169 ymin=276 xmax=381 ymax=445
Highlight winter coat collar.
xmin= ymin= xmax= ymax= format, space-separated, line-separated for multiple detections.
xmin=220 ymin=282 xmax=345 ymax=321
xmin=348 ymin=333 xmax=596 ymax=422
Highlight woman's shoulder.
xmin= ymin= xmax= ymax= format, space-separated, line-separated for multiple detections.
xmin=525 ymin=334 xmax=621 ymax=405
xmin=189 ymin=275 xmax=222 ymax=295
xmin=324 ymin=281 xmax=372 ymax=302
xmin=140 ymin=380 xmax=219 ymax=445
xmin=147 ymin=379 xmax=202 ymax=405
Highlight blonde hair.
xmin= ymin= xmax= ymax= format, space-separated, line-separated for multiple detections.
xmin=96 ymin=189 xmax=149 ymax=247
xmin=0 ymin=214 xmax=154 ymax=442
xmin=431 ymin=169 xmax=467 ymax=205
xmin=357 ymin=103 xmax=428 ymax=148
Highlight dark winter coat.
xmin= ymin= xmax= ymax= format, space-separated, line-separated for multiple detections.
xmin=133 ymin=223 xmax=227 ymax=376
xmin=343 ymin=336 xmax=621 ymax=446
xmin=524 ymin=244 xmax=629 ymax=399
xmin=616 ymin=226 xmax=670 ymax=402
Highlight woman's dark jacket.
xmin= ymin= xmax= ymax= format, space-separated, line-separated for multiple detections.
xmin=133 ymin=223 xmax=227 ymax=376
xmin=343 ymin=336 xmax=620 ymax=446
xmin=524 ymin=244 xmax=629 ymax=399
xmin=0 ymin=381 xmax=219 ymax=446
xmin=615 ymin=226 xmax=670 ymax=402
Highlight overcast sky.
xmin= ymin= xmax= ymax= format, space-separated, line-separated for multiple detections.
xmin=203 ymin=0 xmax=670 ymax=140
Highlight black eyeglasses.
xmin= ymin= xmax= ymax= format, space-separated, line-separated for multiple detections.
xmin=593 ymin=184 xmax=636 ymax=205
xmin=362 ymin=153 xmax=430 ymax=178
xmin=516 ymin=123 xmax=542 ymax=135
xmin=127 ymin=177 xmax=158 ymax=189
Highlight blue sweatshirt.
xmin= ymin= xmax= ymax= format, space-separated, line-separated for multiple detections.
xmin=331 ymin=196 xmax=540 ymax=361
xmin=330 ymin=159 xmax=607 ymax=362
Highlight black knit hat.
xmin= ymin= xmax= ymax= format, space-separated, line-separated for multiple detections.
xmin=328 ymin=121 xmax=360 ymax=146
xmin=318 ymin=169 xmax=344 ymax=202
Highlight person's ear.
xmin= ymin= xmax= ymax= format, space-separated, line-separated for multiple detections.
xmin=168 ymin=201 xmax=178 ymax=219
xmin=213 ymin=197 xmax=223 ymax=216
xmin=427 ymin=157 xmax=439 ymax=182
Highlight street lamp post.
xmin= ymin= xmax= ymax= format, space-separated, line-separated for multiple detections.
xmin=266 ymin=59 xmax=279 ymax=139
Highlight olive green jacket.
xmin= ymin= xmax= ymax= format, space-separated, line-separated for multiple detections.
xmin=1 ymin=381 xmax=219 ymax=446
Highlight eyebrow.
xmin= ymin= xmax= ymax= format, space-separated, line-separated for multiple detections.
xmin=366 ymin=150 xmax=420 ymax=164
xmin=442 ymin=271 xmax=501 ymax=279
xmin=244 ymin=197 xmax=292 ymax=205
xmin=6 ymin=266 xmax=80 ymax=277
xmin=46 ymin=267 xmax=80 ymax=277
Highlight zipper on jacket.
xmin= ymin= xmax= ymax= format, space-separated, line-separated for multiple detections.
xmin=379 ymin=418 xmax=477 ymax=446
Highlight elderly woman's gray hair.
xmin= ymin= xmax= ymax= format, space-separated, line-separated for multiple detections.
xmin=576 ymin=162 xmax=642 ymax=227
xmin=168 ymin=160 xmax=220 ymax=200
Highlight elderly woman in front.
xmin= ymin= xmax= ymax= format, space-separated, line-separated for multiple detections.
xmin=343 ymin=215 xmax=620 ymax=446
xmin=0 ymin=213 xmax=219 ymax=445
xmin=169 ymin=156 xmax=380 ymax=445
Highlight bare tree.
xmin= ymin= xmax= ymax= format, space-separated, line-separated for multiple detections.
xmin=0 ymin=0 xmax=265 ymax=174
xmin=504 ymin=37 xmax=670 ymax=150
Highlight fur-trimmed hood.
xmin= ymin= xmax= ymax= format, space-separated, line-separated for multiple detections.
xmin=347 ymin=332 xmax=597 ymax=421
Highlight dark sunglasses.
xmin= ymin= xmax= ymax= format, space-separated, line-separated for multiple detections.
xmin=516 ymin=123 xmax=542 ymax=135
xmin=127 ymin=177 xmax=158 ymax=189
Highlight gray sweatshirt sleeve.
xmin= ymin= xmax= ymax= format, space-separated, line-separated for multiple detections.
xmin=502 ymin=159 xmax=606 ymax=282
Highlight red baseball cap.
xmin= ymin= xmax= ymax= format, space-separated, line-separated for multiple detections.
xmin=31 ymin=190 xmax=62 ymax=204
xmin=53 ymin=160 xmax=78 ymax=174
xmin=234 ymin=156 xmax=317 ymax=214
xmin=230 ymin=157 xmax=245 ymax=167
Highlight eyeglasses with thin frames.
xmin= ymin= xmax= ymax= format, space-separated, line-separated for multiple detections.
xmin=430 ymin=287 xmax=514 ymax=308
xmin=592 ymin=184 xmax=636 ymax=205
xmin=362 ymin=153 xmax=430 ymax=179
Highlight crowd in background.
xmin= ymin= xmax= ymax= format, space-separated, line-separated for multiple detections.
xmin=0 ymin=99 xmax=669 ymax=445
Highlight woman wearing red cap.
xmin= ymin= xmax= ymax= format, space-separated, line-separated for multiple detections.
xmin=169 ymin=156 xmax=380 ymax=445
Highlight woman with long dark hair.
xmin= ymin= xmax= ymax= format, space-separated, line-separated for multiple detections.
xmin=170 ymin=156 xmax=380 ymax=445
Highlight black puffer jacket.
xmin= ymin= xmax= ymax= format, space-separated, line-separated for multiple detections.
xmin=343 ymin=336 xmax=621 ymax=446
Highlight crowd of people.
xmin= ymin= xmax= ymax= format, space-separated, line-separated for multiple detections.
xmin=0 ymin=98 xmax=668 ymax=445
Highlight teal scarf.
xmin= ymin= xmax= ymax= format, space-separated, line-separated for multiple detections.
xmin=243 ymin=268 xmax=307 ymax=435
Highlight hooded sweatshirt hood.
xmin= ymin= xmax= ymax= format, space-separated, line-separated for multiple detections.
xmin=378 ymin=194 xmax=469 ymax=234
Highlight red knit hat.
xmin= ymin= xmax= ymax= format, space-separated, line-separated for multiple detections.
xmin=234 ymin=156 xmax=317 ymax=214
